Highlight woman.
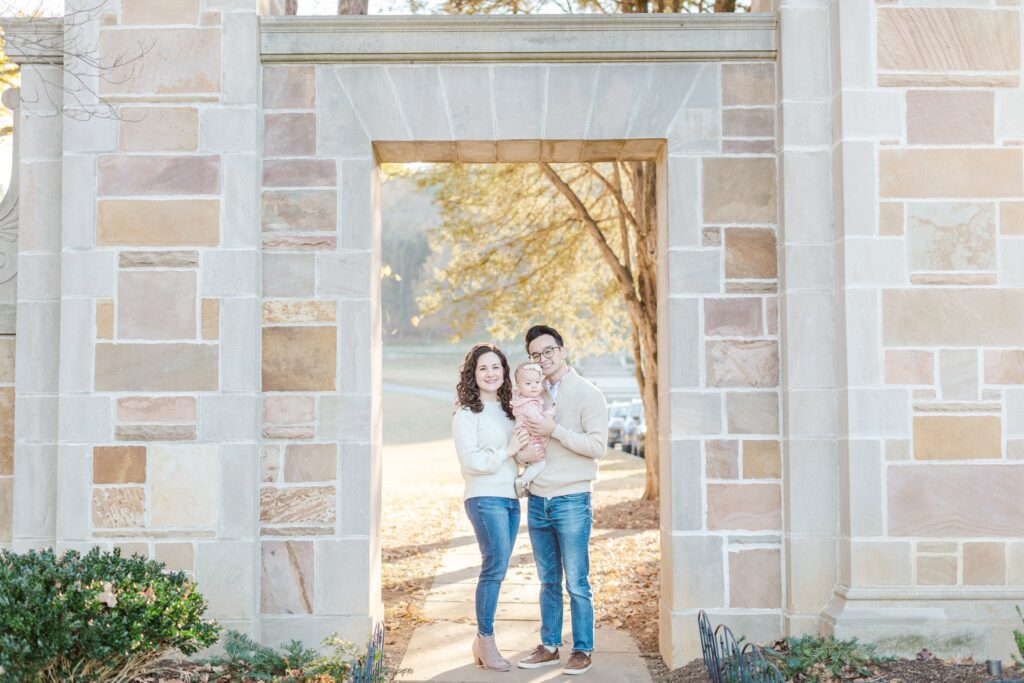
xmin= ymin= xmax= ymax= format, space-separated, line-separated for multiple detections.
xmin=453 ymin=342 xmax=535 ymax=672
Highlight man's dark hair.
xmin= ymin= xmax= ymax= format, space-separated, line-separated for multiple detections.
xmin=525 ymin=325 xmax=564 ymax=351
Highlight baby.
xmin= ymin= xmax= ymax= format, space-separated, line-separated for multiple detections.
xmin=510 ymin=362 xmax=557 ymax=498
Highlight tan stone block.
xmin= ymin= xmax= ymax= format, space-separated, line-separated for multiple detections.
xmin=93 ymin=446 xmax=146 ymax=484
xmin=201 ymin=299 xmax=219 ymax=340
xmin=878 ymin=9 xmax=1020 ymax=75
xmin=724 ymin=228 xmax=777 ymax=279
xmin=262 ymin=235 xmax=336 ymax=251
xmin=917 ymin=555 xmax=957 ymax=586
xmin=707 ymin=483 xmax=780 ymax=531
xmin=704 ymin=298 xmax=762 ymax=337
xmin=96 ymin=300 xmax=114 ymax=339
xmin=702 ymin=228 xmax=721 ymax=247
xmin=729 ymin=549 xmax=781 ymax=608
xmin=888 ymin=464 xmax=1024 ymax=536
xmin=722 ymin=63 xmax=775 ymax=106
xmin=879 ymin=202 xmax=904 ymax=236
xmin=910 ymin=273 xmax=997 ymax=286
xmin=0 ymin=337 xmax=14 ymax=384
xmin=885 ymin=350 xmax=933 ymax=385
xmin=260 ymin=486 xmax=336 ymax=524
xmin=704 ymin=159 xmax=777 ymax=224
xmin=119 ymin=250 xmax=199 ymax=268
xmin=262 ymin=327 xmax=337 ymax=392
xmin=100 ymin=28 xmax=220 ymax=97
xmin=908 ymin=202 xmax=996 ymax=272
xmin=722 ymin=108 xmax=774 ymax=138
xmin=722 ymin=139 xmax=774 ymax=154
xmin=97 ymin=199 xmax=219 ymax=246
xmin=964 ymin=542 xmax=1006 ymax=585
xmin=743 ymin=440 xmax=780 ymax=479
xmin=883 ymin=289 xmax=1024 ymax=346
xmin=264 ymin=395 xmax=316 ymax=426
xmin=706 ymin=440 xmax=739 ymax=479
xmin=151 ymin=445 xmax=218 ymax=529
xmin=262 ymin=445 xmax=281 ymax=483
xmin=706 ymin=340 xmax=778 ymax=388
xmin=116 ymin=425 xmax=196 ymax=441
xmin=0 ymin=478 xmax=9 ymax=543
xmin=92 ymin=487 xmax=145 ymax=528
xmin=118 ymin=271 xmax=197 ymax=340
xmin=261 ymin=540 xmax=314 ymax=614
xmin=262 ymin=300 xmax=336 ymax=324
xmin=907 ymin=91 xmax=994 ymax=145
xmin=851 ymin=541 xmax=912 ymax=586
xmin=201 ymin=11 xmax=220 ymax=25
xmin=985 ymin=350 xmax=1024 ymax=384
xmin=765 ymin=297 xmax=777 ymax=335
xmin=98 ymin=155 xmax=219 ymax=197
xmin=284 ymin=444 xmax=337 ymax=483
xmin=114 ymin=543 xmax=149 ymax=559
xmin=96 ymin=343 xmax=218 ymax=391
xmin=155 ymin=542 xmax=194 ymax=572
xmin=914 ymin=415 xmax=1000 ymax=460
xmin=263 ymin=426 xmax=316 ymax=440
xmin=880 ymin=149 xmax=1023 ymax=198
xmin=1001 ymin=202 xmax=1024 ymax=235
xmin=265 ymin=113 xmax=316 ymax=157
xmin=261 ymin=190 xmax=337 ymax=233
xmin=918 ymin=542 xmax=957 ymax=553
xmin=120 ymin=107 xmax=198 ymax=152
xmin=262 ymin=159 xmax=337 ymax=188
xmin=0 ymin=388 xmax=11 ymax=476
xmin=263 ymin=66 xmax=316 ymax=110
xmin=122 ymin=0 xmax=199 ymax=24
xmin=117 ymin=396 xmax=196 ymax=423
xmin=726 ymin=392 xmax=778 ymax=435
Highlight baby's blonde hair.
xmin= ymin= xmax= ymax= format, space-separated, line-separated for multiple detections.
xmin=514 ymin=362 xmax=543 ymax=385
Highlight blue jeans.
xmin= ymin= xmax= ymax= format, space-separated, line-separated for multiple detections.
xmin=464 ymin=496 xmax=520 ymax=637
xmin=528 ymin=492 xmax=594 ymax=652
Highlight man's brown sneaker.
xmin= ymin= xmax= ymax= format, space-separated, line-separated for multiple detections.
xmin=517 ymin=644 xmax=560 ymax=669
xmin=563 ymin=650 xmax=593 ymax=675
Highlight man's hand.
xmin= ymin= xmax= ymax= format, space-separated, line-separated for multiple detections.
xmin=518 ymin=443 xmax=545 ymax=464
xmin=525 ymin=412 xmax=557 ymax=437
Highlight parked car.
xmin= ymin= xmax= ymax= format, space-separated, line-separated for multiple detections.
xmin=624 ymin=409 xmax=647 ymax=459
xmin=607 ymin=401 xmax=631 ymax=447
xmin=622 ymin=399 xmax=643 ymax=455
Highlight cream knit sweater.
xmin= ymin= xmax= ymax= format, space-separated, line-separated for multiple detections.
xmin=452 ymin=400 xmax=517 ymax=500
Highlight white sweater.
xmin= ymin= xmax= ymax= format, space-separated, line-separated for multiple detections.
xmin=452 ymin=401 xmax=517 ymax=500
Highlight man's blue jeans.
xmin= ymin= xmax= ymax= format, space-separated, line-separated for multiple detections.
xmin=528 ymin=492 xmax=594 ymax=653
xmin=464 ymin=496 xmax=520 ymax=637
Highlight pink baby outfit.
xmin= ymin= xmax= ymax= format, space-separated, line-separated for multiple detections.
xmin=510 ymin=393 xmax=556 ymax=451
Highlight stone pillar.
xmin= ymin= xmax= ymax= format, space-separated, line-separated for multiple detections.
xmin=775 ymin=0 xmax=839 ymax=637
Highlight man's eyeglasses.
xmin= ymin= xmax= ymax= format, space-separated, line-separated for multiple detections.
xmin=529 ymin=345 xmax=562 ymax=362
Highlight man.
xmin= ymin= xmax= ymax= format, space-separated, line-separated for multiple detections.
xmin=516 ymin=324 xmax=609 ymax=676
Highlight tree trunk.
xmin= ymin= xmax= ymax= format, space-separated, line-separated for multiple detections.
xmin=714 ymin=0 xmax=736 ymax=11
xmin=338 ymin=0 xmax=369 ymax=13
xmin=285 ymin=0 xmax=298 ymax=13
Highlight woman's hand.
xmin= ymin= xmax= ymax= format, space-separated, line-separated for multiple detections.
xmin=506 ymin=428 xmax=530 ymax=458
xmin=517 ymin=443 xmax=545 ymax=465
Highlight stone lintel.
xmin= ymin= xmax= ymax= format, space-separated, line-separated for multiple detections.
xmin=0 ymin=18 xmax=63 ymax=65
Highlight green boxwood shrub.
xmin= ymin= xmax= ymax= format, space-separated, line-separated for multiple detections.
xmin=0 ymin=546 xmax=220 ymax=683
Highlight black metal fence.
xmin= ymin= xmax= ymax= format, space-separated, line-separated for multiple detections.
xmin=698 ymin=610 xmax=784 ymax=683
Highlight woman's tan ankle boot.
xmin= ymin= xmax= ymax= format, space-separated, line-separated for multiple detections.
xmin=472 ymin=634 xmax=511 ymax=671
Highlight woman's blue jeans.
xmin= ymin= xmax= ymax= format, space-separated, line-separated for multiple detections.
xmin=464 ymin=496 xmax=520 ymax=637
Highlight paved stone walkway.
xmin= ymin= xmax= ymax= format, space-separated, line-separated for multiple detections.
xmin=396 ymin=514 xmax=651 ymax=682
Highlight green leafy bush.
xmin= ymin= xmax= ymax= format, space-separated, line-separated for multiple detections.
xmin=0 ymin=546 xmax=220 ymax=683
xmin=765 ymin=634 xmax=892 ymax=682
xmin=1014 ymin=605 xmax=1024 ymax=667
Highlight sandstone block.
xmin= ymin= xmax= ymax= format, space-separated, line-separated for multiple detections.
xmin=93 ymin=446 xmax=146 ymax=484
xmin=262 ymin=159 xmax=337 ymax=187
xmin=743 ymin=440 xmax=780 ymax=479
xmin=704 ymin=298 xmax=762 ymax=337
xmin=100 ymin=28 xmax=220 ymax=97
xmin=262 ymin=327 xmax=337 ymax=392
xmin=884 ymin=350 xmax=933 ymax=385
xmin=0 ymin=479 xmax=9 ymax=543
xmin=0 ymin=387 xmax=11 ymax=475
xmin=119 ymin=107 xmax=198 ymax=152
xmin=726 ymin=392 xmax=779 ymax=435
xmin=880 ymin=149 xmax=1022 ymax=198
xmin=92 ymin=487 xmax=145 ymax=528
xmin=119 ymin=250 xmax=199 ymax=268
xmin=703 ymin=158 xmax=777 ymax=224
xmin=850 ymin=541 xmax=912 ymax=586
xmin=728 ymin=549 xmax=781 ymax=608
xmin=96 ymin=343 xmax=218 ymax=391
xmin=913 ymin=415 xmax=1000 ymax=460
xmin=261 ymin=540 xmax=314 ymax=614
xmin=155 ymin=542 xmax=194 ymax=572
xmin=97 ymin=200 xmax=219 ymax=246
xmin=883 ymin=289 xmax=1024 ymax=346
xmin=265 ymin=113 xmax=316 ymax=157
xmin=879 ymin=202 xmax=904 ymax=236
xmin=150 ymin=445 xmax=219 ymax=529
xmin=705 ymin=440 xmax=739 ymax=479
xmin=908 ymin=202 xmax=996 ymax=272
xmin=263 ymin=66 xmax=316 ymax=109
xmin=122 ymin=0 xmax=200 ymax=25
xmin=878 ymin=9 xmax=1020 ymax=77
xmin=118 ymin=271 xmax=197 ymax=340
xmin=262 ymin=446 xmax=281 ymax=483
xmin=117 ymin=396 xmax=196 ymax=423
xmin=284 ymin=444 xmax=337 ymax=483
xmin=939 ymin=350 xmax=978 ymax=401
xmin=722 ymin=108 xmax=774 ymax=138
xmin=985 ymin=350 xmax=1024 ymax=384
xmin=707 ymin=483 xmax=781 ymax=531
xmin=263 ymin=395 xmax=316 ymax=426
xmin=116 ymin=425 xmax=197 ymax=441
xmin=96 ymin=301 xmax=114 ymax=339
xmin=263 ymin=300 xmax=336 ymax=324
xmin=260 ymin=486 xmax=336 ymax=524
xmin=98 ymin=155 xmax=220 ymax=196
xmin=889 ymin=465 xmax=1024 ymax=536
xmin=724 ymin=228 xmax=777 ymax=279
xmin=1002 ymin=202 xmax=1024 ymax=235
xmin=907 ymin=91 xmax=994 ymax=145
xmin=201 ymin=299 xmax=219 ymax=340
xmin=963 ymin=542 xmax=1006 ymax=585
xmin=0 ymin=337 xmax=14 ymax=384
xmin=707 ymin=340 xmax=778 ymax=388
xmin=722 ymin=63 xmax=775 ymax=106
xmin=262 ymin=190 xmax=337 ymax=233
xmin=263 ymin=235 xmax=337 ymax=251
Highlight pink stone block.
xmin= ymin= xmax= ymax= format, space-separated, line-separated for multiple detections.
xmin=889 ymin=465 xmax=1024 ymax=537
xmin=704 ymin=298 xmax=763 ymax=337
xmin=984 ymin=350 xmax=1024 ymax=384
xmin=885 ymin=350 xmax=934 ymax=385
xmin=264 ymin=395 xmax=316 ymax=426
xmin=706 ymin=340 xmax=779 ymax=388
xmin=117 ymin=396 xmax=197 ymax=423
xmin=100 ymin=28 xmax=220 ymax=97
xmin=265 ymin=113 xmax=316 ymax=157
xmin=118 ymin=271 xmax=197 ymax=340
xmin=98 ymin=155 xmax=220 ymax=196
xmin=707 ymin=483 xmax=781 ymax=531
xmin=263 ymin=159 xmax=337 ymax=187
xmin=907 ymin=91 xmax=994 ymax=145
xmin=263 ymin=66 xmax=316 ymax=109
xmin=729 ymin=549 xmax=781 ymax=608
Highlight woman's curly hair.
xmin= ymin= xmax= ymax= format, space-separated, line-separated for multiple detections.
xmin=456 ymin=343 xmax=514 ymax=420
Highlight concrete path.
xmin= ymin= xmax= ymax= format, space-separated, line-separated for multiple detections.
xmin=396 ymin=514 xmax=652 ymax=683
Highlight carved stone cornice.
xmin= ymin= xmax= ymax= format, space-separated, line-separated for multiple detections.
xmin=0 ymin=17 xmax=64 ymax=66
xmin=261 ymin=13 xmax=778 ymax=63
